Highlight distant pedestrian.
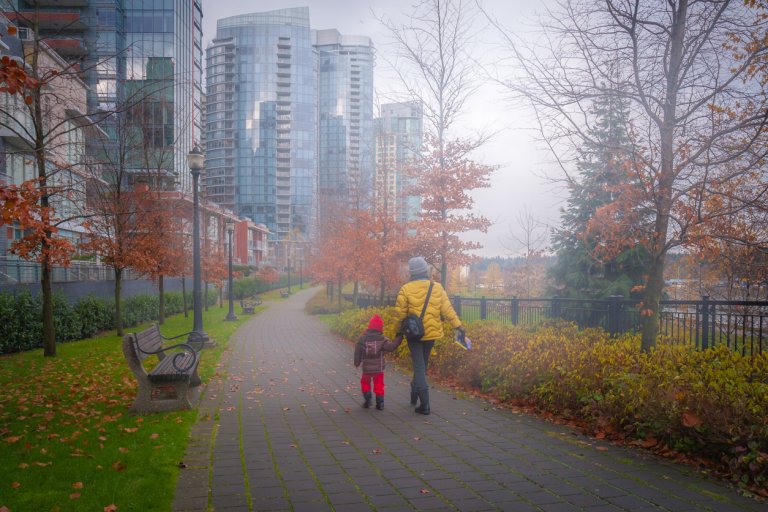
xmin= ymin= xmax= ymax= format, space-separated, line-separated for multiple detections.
xmin=354 ymin=314 xmax=402 ymax=410
xmin=394 ymin=256 xmax=464 ymax=415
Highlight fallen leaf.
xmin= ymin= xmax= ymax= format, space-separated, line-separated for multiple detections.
xmin=413 ymin=437 xmax=421 ymax=441
xmin=118 ymin=447 xmax=128 ymax=453
xmin=104 ymin=505 xmax=118 ymax=512
xmin=372 ymin=448 xmax=382 ymax=454
xmin=3 ymin=436 xmax=22 ymax=443
xmin=0 ymin=506 xmax=10 ymax=512
xmin=111 ymin=461 xmax=127 ymax=472
xmin=70 ymin=493 xmax=81 ymax=500
xmin=420 ymin=489 xmax=431 ymax=494
xmin=595 ymin=432 xmax=606 ymax=440
xmin=682 ymin=410 xmax=703 ymax=428
xmin=178 ymin=462 xmax=187 ymax=468
xmin=11 ymin=481 xmax=20 ymax=489
xmin=282 ymin=407 xmax=290 ymax=411
xmin=18 ymin=463 xmax=29 ymax=469
xmin=596 ymin=446 xmax=609 ymax=452
xmin=149 ymin=433 xmax=159 ymax=439
xmin=72 ymin=482 xmax=84 ymax=489
xmin=123 ymin=428 xmax=138 ymax=433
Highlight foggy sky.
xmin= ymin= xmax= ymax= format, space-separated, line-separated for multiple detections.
xmin=200 ymin=0 xmax=563 ymax=259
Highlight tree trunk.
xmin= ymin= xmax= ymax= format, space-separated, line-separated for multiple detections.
xmin=639 ymin=0 xmax=688 ymax=352
xmin=41 ymin=259 xmax=55 ymax=357
xmin=379 ymin=273 xmax=385 ymax=306
xmin=159 ymin=275 xmax=165 ymax=325
xmin=204 ymin=281 xmax=209 ymax=311
xmin=115 ymin=268 xmax=123 ymax=336
xmin=353 ymin=280 xmax=359 ymax=308
xmin=639 ymin=255 xmax=665 ymax=352
xmin=338 ymin=274 xmax=343 ymax=312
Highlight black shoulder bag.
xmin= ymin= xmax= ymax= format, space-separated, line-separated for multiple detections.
xmin=401 ymin=281 xmax=434 ymax=342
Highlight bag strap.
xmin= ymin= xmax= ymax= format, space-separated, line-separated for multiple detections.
xmin=419 ymin=281 xmax=434 ymax=321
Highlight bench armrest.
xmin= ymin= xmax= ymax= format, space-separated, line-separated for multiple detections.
xmin=137 ymin=342 xmax=199 ymax=372
xmin=161 ymin=331 xmax=194 ymax=342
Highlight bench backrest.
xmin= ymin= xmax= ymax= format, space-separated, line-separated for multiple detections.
xmin=133 ymin=324 xmax=164 ymax=362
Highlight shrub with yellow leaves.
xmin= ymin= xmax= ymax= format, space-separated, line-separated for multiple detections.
xmin=329 ymin=308 xmax=768 ymax=492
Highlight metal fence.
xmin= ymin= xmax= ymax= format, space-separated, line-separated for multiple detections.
xmin=0 ymin=257 xmax=142 ymax=284
xmin=353 ymin=294 xmax=768 ymax=355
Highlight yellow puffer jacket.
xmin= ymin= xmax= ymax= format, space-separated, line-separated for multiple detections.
xmin=394 ymin=279 xmax=462 ymax=341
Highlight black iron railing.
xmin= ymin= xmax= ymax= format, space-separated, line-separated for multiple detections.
xmin=352 ymin=294 xmax=768 ymax=355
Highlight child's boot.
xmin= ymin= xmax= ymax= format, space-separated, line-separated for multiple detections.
xmin=362 ymin=392 xmax=372 ymax=408
xmin=375 ymin=396 xmax=384 ymax=410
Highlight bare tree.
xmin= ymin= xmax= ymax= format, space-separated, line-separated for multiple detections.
xmin=487 ymin=0 xmax=768 ymax=350
xmin=379 ymin=0 xmax=493 ymax=286
xmin=504 ymin=207 xmax=549 ymax=297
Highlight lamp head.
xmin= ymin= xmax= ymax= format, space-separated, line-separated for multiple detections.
xmin=187 ymin=145 xmax=204 ymax=172
xmin=226 ymin=220 xmax=235 ymax=234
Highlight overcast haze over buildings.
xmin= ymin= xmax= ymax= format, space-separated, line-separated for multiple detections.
xmin=202 ymin=0 xmax=562 ymax=259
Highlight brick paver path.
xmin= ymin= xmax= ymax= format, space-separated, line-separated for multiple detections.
xmin=173 ymin=287 xmax=764 ymax=511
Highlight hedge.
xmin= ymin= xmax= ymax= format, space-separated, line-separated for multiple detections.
xmin=0 ymin=289 xmax=218 ymax=355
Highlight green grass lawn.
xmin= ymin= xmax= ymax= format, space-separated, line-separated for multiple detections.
xmin=0 ymin=304 xmax=252 ymax=512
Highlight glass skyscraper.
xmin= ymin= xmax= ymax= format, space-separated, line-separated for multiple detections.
xmin=124 ymin=0 xmax=203 ymax=191
xmin=206 ymin=7 xmax=317 ymax=247
xmin=374 ymin=101 xmax=423 ymax=223
xmin=314 ymin=29 xmax=374 ymax=225
xmin=6 ymin=0 xmax=202 ymax=193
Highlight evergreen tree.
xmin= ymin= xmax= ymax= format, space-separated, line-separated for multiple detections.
xmin=549 ymin=92 xmax=649 ymax=299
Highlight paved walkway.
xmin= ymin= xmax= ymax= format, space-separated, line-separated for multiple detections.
xmin=173 ymin=287 xmax=764 ymax=512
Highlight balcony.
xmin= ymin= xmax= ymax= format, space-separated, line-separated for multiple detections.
xmin=46 ymin=38 xmax=87 ymax=57
xmin=30 ymin=0 xmax=88 ymax=6
xmin=7 ymin=11 xmax=88 ymax=31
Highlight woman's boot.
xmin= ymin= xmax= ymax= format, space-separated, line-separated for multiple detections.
xmin=414 ymin=389 xmax=430 ymax=415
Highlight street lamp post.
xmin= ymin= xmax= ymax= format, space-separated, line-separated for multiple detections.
xmin=225 ymin=220 xmax=237 ymax=321
xmin=287 ymin=255 xmax=292 ymax=294
xmin=188 ymin=145 xmax=209 ymax=345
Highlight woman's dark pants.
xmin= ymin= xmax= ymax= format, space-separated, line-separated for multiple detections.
xmin=408 ymin=339 xmax=435 ymax=407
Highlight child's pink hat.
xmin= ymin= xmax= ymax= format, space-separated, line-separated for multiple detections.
xmin=368 ymin=314 xmax=383 ymax=332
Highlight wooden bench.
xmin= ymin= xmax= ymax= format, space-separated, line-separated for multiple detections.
xmin=280 ymin=290 xmax=290 ymax=298
xmin=122 ymin=324 xmax=202 ymax=413
xmin=240 ymin=298 xmax=262 ymax=314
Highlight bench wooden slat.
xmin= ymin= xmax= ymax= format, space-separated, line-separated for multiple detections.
xmin=149 ymin=353 xmax=196 ymax=382
xmin=134 ymin=328 xmax=164 ymax=361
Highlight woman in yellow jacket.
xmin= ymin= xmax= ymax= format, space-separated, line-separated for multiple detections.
xmin=394 ymin=256 xmax=464 ymax=415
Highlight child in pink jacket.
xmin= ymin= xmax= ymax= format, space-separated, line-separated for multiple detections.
xmin=354 ymin=314 xmax=402 ymax=410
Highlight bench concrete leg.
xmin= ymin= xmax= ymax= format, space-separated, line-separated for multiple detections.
xmin=190 ymin=366 xmax=202 ymax=387
xmin=130 ymin=379 xmax=192 ymax=413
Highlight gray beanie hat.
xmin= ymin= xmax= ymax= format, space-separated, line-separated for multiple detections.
xmin=408 ymin=256 xmax=429 ymax=276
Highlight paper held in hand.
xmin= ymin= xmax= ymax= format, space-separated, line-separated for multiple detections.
xmin=455 ymin=329 xmax=471 ymax=350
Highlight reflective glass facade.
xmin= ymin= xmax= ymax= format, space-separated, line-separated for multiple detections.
xmin=8 ymin=0 xmax=202 ymax=193
xmin=125 ymin=0 xmax=203 ymax=192
xmin=314 ymin=29 xmax=374 ymax=224
xmin=206 ymin=7 xmax=317 ymax=244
